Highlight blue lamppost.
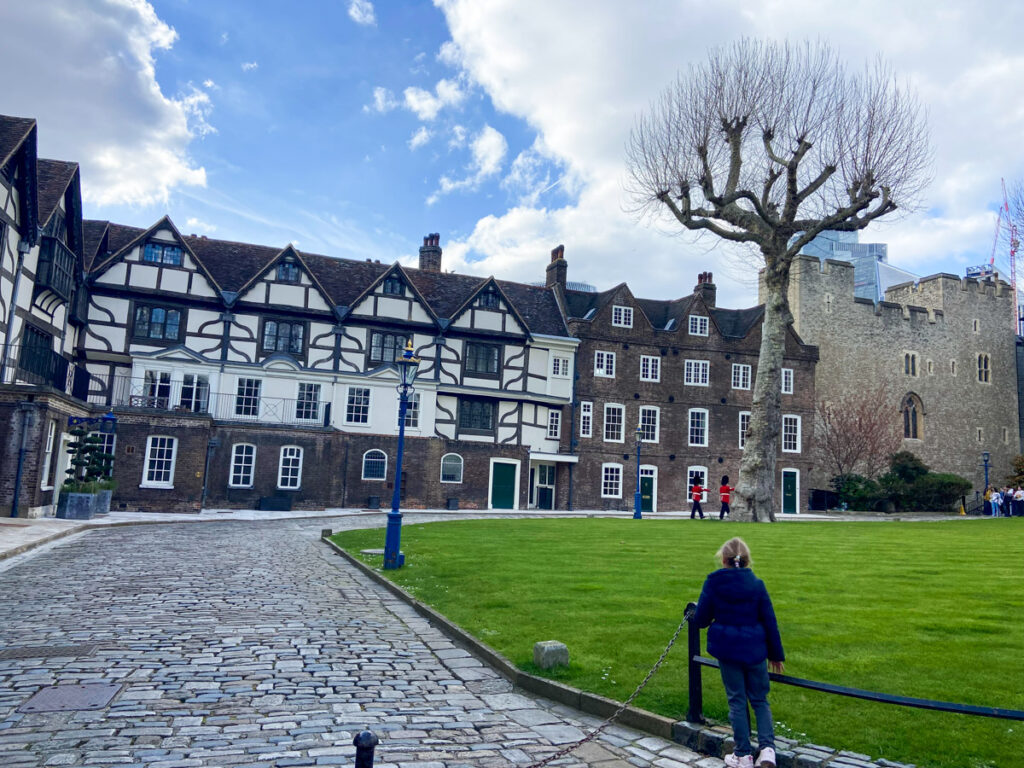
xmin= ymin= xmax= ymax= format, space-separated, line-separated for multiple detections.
xmin=633 ymin=423 xmax=643 ymax=519
xmin=981 ymin=451 xmax=991 ymax=514
xmin=384 ymin=341 xmax=420 ymax=569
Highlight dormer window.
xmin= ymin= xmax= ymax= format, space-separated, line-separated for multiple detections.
xmin=276 ymin=261 xmax=300 ymax=283
xmin=688 ymin=315 xmax=709 ymax=336
xmin=382 ymin=276 xmax=404 ymax=296
xmin=478 ymin=288 xmax=500 ymax=309
xmin=143 ymin=241 xmax=183 ymax=267
xmin=611 ymin=305 xmax=633 ymax=328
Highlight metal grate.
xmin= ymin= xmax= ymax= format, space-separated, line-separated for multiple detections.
xmin=0 ymin=645 xmax=96 ymax=661
xmin=19 ymin=683 xmax=121 ymax=713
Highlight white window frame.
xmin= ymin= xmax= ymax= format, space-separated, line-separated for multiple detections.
xmin=611 ymin=305 xmax=634 ymax=328
xmin=687 ymin=465 xmax=709 ymax=503
xmin=547 ymin=409 xmax=562 ymax=440
xmin=362 ymin=449 xmax=388 ymax=481
xmin=552 ymin=356 xmax=570 ymax=378
xmin=601 ymin=463 xmax=623 ymax=499
xmin=638 ymin=405 xmax=660 ymax=443
xmin=640 ymin=355 xmax=661 ymax=382
xmin=229 ymin=443 xmax=257 ymax=488
xmin=739 ymin=411 xmax=751 ymax=449
xmin=346 ymin=386 xmax=372 ymax=425
xmin=688 ymin=408 xmax=709 ymax=447
xmin=397 ymin=391 xmax=420 ymax=429
xmin=781 ymin=367 xmax=794 ymax=394
xmin=579 ymin=401 xmax=593 ymax=438
xmin=295 ymin=382 xmax=322 ymax=421
xmin=594 ymin=350 xmax=616 ymax=378
xmin=278 ymin=446 xmax=303 ymax=490
xmin=731 ymin=363 xmax=751 ymax=390
xmin=40 ymin=421 xmax=56 ymax=490
xmin=782 ymin=414 xmax=801 ymax=453
xmin=688 ymin=315 xmax=709 ymax=336
xmin=603 ymin=403 xmax=625 ymax=443
xmin=141 ymin=435 xmax=177 ymax=489
xmin=440 ymin=453 xmax=464 ymax=483
xmin=234 ymin=377 xmax=262 ymax=417
xmin=684 ymin=359 xmax=710 ymax=387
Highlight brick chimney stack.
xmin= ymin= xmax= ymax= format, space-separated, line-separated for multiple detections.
xmin=694 ymin=271 xmax=716 ymax=307
xmin=419 ymin=233 xmax=442 ymax=272
xmin=546 ymin=244 xmax=567 ymax=289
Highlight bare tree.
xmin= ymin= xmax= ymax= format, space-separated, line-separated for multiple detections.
xmin=813 ymin=383 xmax=903 ymax=482
xmin=626 ymin=39 xmax=931 ymax=521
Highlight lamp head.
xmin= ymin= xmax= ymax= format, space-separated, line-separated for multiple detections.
xmin=982 ymin=451 xmax=991 ymax=464
xmin=396 ymin=340 xmax=421 ymax=387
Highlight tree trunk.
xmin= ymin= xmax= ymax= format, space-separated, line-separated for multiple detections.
xmin=732 ymin=258 xmax=791 ymax=522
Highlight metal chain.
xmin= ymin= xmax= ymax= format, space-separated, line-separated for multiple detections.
xmin=524 ymin=611 xmax=690 ymax=768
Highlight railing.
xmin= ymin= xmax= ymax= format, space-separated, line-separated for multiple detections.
xmin=1 ymin=343 xmax=87 ymax=398
xmin=90 ymin=374 xmax=332 ymax=427
xmin=683 ymin=602 xmax=1024 ymax=724
xmin=36 ymin=236 xmax=77 ymax=302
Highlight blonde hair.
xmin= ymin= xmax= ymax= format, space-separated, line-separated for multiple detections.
xmin=717 ymin=537 xmax=752 ymax=569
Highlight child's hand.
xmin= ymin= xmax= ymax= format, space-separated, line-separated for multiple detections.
xmin=769 ymin=660 xmax=785 ymax=675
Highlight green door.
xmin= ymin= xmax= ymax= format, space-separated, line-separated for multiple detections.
xmin=491 ymin=462 xmax=517 ymax=509
xmin=640 ymin=476 xmax=654 ymax=512
xmin=782 ymin=470 xmax=798 ymax=514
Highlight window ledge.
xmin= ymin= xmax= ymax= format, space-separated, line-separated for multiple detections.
xmin=139 ymin=483 xmax=174 ymax=490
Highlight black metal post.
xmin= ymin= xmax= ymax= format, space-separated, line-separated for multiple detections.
xmin=685 ymin=601 xmax=704 ymax=723
xmin=353 ymin=729 xmax=379 ymax=768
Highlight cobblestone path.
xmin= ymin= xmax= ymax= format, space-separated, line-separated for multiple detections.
xmin=0 ymin=517 xmax=719 ymax=768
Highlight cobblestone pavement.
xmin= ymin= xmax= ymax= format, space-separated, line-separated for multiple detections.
xmin=0 ymin=516 xmax=722 ymax=768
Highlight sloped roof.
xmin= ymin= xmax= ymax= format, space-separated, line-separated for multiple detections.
xmin=0 ymin=115 xmax=34 ymax=169
xmin=82 ymin=220 xmax=110 ymax=270
xmin=635 ymin=296 xmax=694 ymax=330
xmin=710 ymin=305 xmax=765 ymax=338
xmin=563 ymin=286 xmax=617 ymax=319
xmin=36 ymin=159 xmax=78 ymax=226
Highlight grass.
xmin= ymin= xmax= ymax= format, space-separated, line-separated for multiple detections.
xmin=330 ymin=519 xmax=1024 ymax=768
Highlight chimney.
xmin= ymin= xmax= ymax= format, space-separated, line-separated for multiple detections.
xmin=694 ymin=271 xmax=716 ymax=307
xmin=419 ymin=233 xmax=442 ymax=272
xmin=546 ymin=244 xmax=567 ymax=289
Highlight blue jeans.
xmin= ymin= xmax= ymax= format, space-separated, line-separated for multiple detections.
xmin=719 ymin=660 xmax=775 ymax=756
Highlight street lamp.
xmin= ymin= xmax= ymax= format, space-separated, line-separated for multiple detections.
xmin=633 ymin=423 xmax=643 ymax=519
xmin=981 ymin=450 xmax=991 ymax=495
xmin=384 ymin=340 xmax=420 ymax=569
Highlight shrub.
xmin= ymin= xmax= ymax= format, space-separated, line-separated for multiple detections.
xmin=910 ymin=473 xmax=972 ymax=511
xmin=832 ymin=474 xmax=884 ymax=510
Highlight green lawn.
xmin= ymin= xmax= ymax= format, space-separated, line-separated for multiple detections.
xmin=330 ymin=519 xmax=1024 ymax=768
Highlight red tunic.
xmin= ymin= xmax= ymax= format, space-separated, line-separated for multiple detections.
xmin=691 ymin=484 xmax=704 ymax=502
xmin=720 ymin=485 xmax=733 ymax=503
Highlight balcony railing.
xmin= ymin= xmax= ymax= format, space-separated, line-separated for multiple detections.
xmin=90 ymin=374 xmax=332 ymax=427
xmin=36 ymin=236 xmax=77 ymax=302
xmin=1 ymin=343 xmax=89 ymax=398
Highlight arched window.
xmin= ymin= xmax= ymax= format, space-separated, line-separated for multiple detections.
xmin=903 ymin=394 xmax=923 ymax=440
xmin=440 ymin=453 xmax=464 ymax=483
xmin=362 ymin=449 xmax=387 ymax=480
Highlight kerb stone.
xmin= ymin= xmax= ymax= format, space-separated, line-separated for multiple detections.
xmin=532 ymin=641 xmax=569 ymax=670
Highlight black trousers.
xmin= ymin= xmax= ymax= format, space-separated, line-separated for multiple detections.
xmin=691 ymin=500 xmax=704 ymax=519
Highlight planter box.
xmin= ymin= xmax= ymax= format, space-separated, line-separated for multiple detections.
xmin=56 ymin=492 xmax=96 ymax=520
xmin=94 ymin=490 xmax=113 ymax=516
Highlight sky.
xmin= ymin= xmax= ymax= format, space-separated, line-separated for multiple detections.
xmin=2 ymin=0 xmax=1023 ymax=309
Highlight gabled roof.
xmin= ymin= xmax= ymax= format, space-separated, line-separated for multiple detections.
xmin=563 ymin=285 xmax=618 ymax=320
xmin=345 ymin=261 xmax=440 ymax=325
xmin=36 ymin=159 xmax=78 ymax=227
xmin=710 ymin=305 xmax=765 ymax=338
xmin=0 ymin=115 xmax=34 ymax=170
xmin=446 ymin=276 xmax=532 ymax=338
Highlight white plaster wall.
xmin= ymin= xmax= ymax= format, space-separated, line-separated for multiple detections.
xmin=474 ymin=311 xmax=503 ymax=331
xmin=131 ymin=265 xmax=159 ymax=290
xmin=188 ymin=309 xmax=222 ymax=334
xmin=410 ymin=303 xmax=432 ymax=324
xmin=269 ymin=283 xmax=305 ymax=306
xmin=307 ymin=290 xmax=330 ymax=312
xmin=376 ymin=296 xmax=408 ymax=319
xmin=96 ymin=263 xmax=128 ymax=285
xmin=160 ymin=269 xmax=189 ymax=293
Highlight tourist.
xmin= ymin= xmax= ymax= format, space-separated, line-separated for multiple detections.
xmin=1015 ymin=487 xmax=1024 ymax=516
xmin=719 ymin=475 xmax=734 ymax=520
xmin=694 ymin=538 xmax=784 ymax=768
xmin=690 ymin=480 xmax=705 ymax=519
xmin=992 ymin=487 xmax=1002 ymax=518
xmin=984 ymin=486 xmax=992 ymax=516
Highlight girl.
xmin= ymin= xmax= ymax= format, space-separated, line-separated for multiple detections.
xmin=694 ymin=538 xmax=784 ymax=768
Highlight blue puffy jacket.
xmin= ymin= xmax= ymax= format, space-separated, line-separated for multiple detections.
xmin=694 ymin=567 xmax=785 ymax=666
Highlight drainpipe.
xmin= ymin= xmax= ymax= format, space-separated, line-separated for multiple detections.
xmin=10 ymin=401 xmax=36 ymax=517
xmin=200 ymin=437 xmax=219 ymax=509
xmin=567 ymin=349 xmax=580 ymax=512
xmin=0 ymin=239 xmax=31 ymax=382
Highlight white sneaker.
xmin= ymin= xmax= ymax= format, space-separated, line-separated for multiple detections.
xmin=755 ymin=746 xmax=777 ymax=768
xmin=724 ymin=754 xmax=754 ymax=768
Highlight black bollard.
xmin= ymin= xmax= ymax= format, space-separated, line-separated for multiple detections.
xmin=322 ymin=528 xmax=333 ymax=539
xmin=353 ymin=728 xmax=379 ymax=768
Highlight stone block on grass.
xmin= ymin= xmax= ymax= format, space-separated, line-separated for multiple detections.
xmin=532 ymin=641 xmax=569 ymax=670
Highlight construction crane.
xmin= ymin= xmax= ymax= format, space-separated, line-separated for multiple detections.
xmin=991 ymin=179 xmax=1021 ymax=333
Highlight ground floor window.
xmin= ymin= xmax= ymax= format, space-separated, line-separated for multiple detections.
xmin=440 ymin=453 xmax=463 ymax=483
xmin=362 ymin=449 xmax=387 ymax=480
xmin=687 ymin=466 xmax=708 ymax=502
xmin=142 ymin=436 xmax=177 ymax=488
xmin=230 ymin=443 xmax=256 ymax=487
xmin=278 ymin=446 xmax=303 ymax=489
xmin=601 ymin=463 xmax=622 ymax=498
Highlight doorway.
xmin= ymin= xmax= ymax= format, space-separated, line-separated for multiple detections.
xmin=534 ymin=463 xmax=555 ymax=510
xmin=640 ymin=465 xmax=656 ymax=512
xmin=781 ymin=469 xmax=799 ymax=514
xmin=489 ymin=459 xmax=520 ymax=510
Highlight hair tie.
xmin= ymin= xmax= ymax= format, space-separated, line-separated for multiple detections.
xmin=733 ymin=555 xmax=742 ymax=568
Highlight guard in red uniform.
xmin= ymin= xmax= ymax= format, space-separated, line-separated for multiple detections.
xmin=719 ymin=475 xmax=734 ymax=520
xmin=690 ymin=481 xmax=705 ymax=519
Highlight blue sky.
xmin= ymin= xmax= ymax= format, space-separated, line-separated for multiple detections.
xmin=2 ymin=1 xmax=1023 ymax=307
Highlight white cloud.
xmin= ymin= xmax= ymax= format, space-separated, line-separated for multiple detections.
xmin=0 ymin=0 xmax=207 ymax=207
xmin=241 ymin=61 xmax=258 ymax=72
xmin=430 ymin=124 xmax=507 ymax=204
xmin=408 ymin=126 xmax=431 ymax=150
xmin=364 ymin=86 xmax=397 ymax=114
xmin=185 ymin=217 xmax=217 ymax=234
xmin=219 ymin=31 xmax=229 ymax=45
xmin=179 ymin=84 xmax=216 ymax=138
xmin=348 ymin=0 xmax=376 ymax=26
xmin=402 ymin=77 xmax=466 ymax=120
xmin=449 ymin=124 xmax=467 ymax=148
xmin=202 ymin=78 xmax=217 ymax=90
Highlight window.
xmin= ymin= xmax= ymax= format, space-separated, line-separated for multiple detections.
xmin=782 ymin=415 xmax=801 ymax=453
xmin=781 ymin=368 xmax=794 ymax=394
xmin=973 ymin=319 xmax=980 ymax=333
xmin=904 ymin=353 xmax=918 ymax=377
xmin=346 ymin=387 xmax=371 ymax=424
xmin=547 ymin=409 xmax=561 ymax=439
xmin=594 ymin=351 xmax=616 ymax=378
xmin=465 ymin=343 xmax=501 ymax=376
xmin=601 ymin=463 xmax=623 ymax=498
xmin=17 ymin=326 xmax=54 ymax=382
xmin=731 ymin=364 xmax=751 ymax=390
xmin=440 ymin=453 xmax=464 ymax=483
xmin=295 ymin=383 xmax=321 ymax=421
xmin=950 ymin=359 xmax=957 ymax=376
xmin=603 ymin=403 xmax=625 ymax=442
xmin=369 ymin=332 xmax=409 ymax=364
xmin=142 ymin=436 xmax=177 ymax=488
xmin=684 ymin=359 xmax=710 ymax=386
xmin=978 ymin=353 xmax=991 ymax=383
xmin=478 ymin=288 xmax=500 ymax=308
xmin=639 ymin=406 xmax=659 ymax=443
xmin=927 ymin=360 xmax=934 ymax=375
xmin=235 ymin=378 xmax=261 ymax=417
xmin=278 ymin=446 xmax=303 ymax=489
xmin=688 ymin=466 xmax=708 ymax=502
xmin=611 ymin=305 xmax=633 ymax=328
xmin=739 ymin=411 xmax=751 ymax=449
xmin=276 ymin=261 xmax=300 ymax=283
xmin=688 ymin=408 xmax=708 ymax=446
xmin=398 ymin=392 xmax=420 ymax=429
xmin=144 ymin=370 xmax=171 ymax=408
xmin=40 ymin=421 xmax=56 ymax=489
xmin=230 ymin=444 xmax=256 ymax=487
xmin=1004 ymin=427 xmax=1009 ymax=444
xmin=579 ymin=401 xmax=593 ymax=438
xmin=977 ymin=428 xmax=983 ymax=443
xmin=179 ymin=374 xmax=209 ymax=413
xmin=89 ymin=432 xmax=116 ymax=479
xmin=688 ymin=315 xmax=709 ymax=336
xmin=382 ymin=275 xmax=404 ymax=295
xmin=133 ymin=305 xmax=182 ymax=341
xmin=552 ymin=356 xmax=570 ymax=378
xmin=459 ymin=398 xmax=495 ymax=433
xmin=362 ymin=449 xmax=387 ymax=480
xmin=903 ymin=395 xmax=922 ymax=440
xmin=262 ymin=320 xmax=305 ymax=355
xmin=640 ymin=355 xmax=660 ymax=382
xmin=142 ymin=241 xmax=182 ymax=266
